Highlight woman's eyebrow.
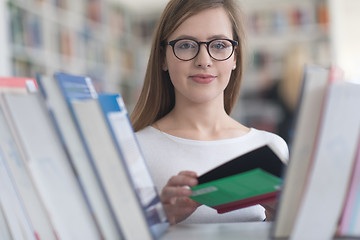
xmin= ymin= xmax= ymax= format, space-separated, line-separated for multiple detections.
xmin=171 ymin=35 xmax=196 ymax=40
xmin=171 ymin=34 xmax=232 ymax=41
xmin=208 ymin=34 xmax=232 ymax=40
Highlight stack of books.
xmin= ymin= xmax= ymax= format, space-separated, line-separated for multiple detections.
xmin=0 ymin=74 xmax=169 ymax=240
xmin=273 ymin=65 xmax=360 ymax=240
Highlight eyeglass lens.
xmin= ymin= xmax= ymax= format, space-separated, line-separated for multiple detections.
xmin=173 ymin=39 xmax=235 ymax=61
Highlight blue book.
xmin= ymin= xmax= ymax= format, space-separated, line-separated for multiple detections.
xmin=55 ymin=72 xmax=97 ymax=101
xmin=98 ymin=93 xmax=169 ymax=239
xmin=54 ymin=72 xmax=130 ymax=239
xmin=55 ymin=72 xmax=168 ymax=240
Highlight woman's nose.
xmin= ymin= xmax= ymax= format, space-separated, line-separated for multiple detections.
xmin=194 ymin=45 xmax=212 ymax=68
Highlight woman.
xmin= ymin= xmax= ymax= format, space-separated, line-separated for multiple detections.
xmin=131 ymin=0 xmax=288 ymax=225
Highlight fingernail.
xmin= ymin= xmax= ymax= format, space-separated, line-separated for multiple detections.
xmin=182 ymin=189 xmax=190 ymax=195
xmin=190 ymin=179 xmax=197 ymax=185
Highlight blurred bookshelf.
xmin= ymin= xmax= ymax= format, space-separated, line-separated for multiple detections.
xmin=0 ymin=0 xmax=144 ymax=109
xmin=233 ymin=0 xmax=331 ymax=144
xmin=242 ymin=0 xmax=329 ymax=91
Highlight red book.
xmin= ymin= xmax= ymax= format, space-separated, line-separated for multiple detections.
xmin=0 ymin=77 xmax=38 ymax=92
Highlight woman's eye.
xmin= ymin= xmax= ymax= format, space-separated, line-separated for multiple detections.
xmin=212 ymin=40 xmax=234 ymax=50
xmin=177 ymin=41 xmax=196 ymax=49
xmin=212 ymin=42 xmax=226 ymax=49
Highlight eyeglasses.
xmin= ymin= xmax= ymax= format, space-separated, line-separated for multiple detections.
xmin=163 ymin=38 xmax=238 ymax=61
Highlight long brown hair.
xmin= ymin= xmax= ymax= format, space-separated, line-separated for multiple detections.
xmin=130 ymin=0 xmax=247 ymax=132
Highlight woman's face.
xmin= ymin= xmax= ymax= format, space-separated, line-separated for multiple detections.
xmin=163 ymin=7 xmax=237 ymax=107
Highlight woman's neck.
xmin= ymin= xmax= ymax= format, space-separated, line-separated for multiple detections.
xmin=154 ymin=102 xmax=249 ymax=141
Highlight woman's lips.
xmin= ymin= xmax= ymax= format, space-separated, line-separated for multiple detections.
xmin=190 ymin=74 xmax=216 ymax=84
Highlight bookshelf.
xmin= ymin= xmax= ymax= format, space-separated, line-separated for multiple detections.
xmin=239 ymin=0 xmax=330 ymax=91
xmin=161 ymin=222 xmax=358 ymax=240
xmin=0 ymin=0 xmax=140 ymax=105
xmin=232 ymin=0 xmax=331 ymax=143
xmin=0 ymin=0 xmax=11 ymax=76
xmin=328 ymin=0 xmax=360 ymax=81
xmin=1 ymin=0 xmax=331 ymax=121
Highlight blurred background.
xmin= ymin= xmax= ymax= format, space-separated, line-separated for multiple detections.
xmin=0 ymin=0 xmax=359 ymax=146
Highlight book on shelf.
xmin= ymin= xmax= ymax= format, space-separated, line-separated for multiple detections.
xmin=337 ymin=132 xmax=360 ymax=237
xmin=0 ymin=77 xmax=37 ymax=93
xmin=290 ymin=80 xmax=360 ymax=240
xmin=0 ymin=95 xmax=57 ymax=240
xmin=37 ymin=74 xmax=121 ymax=240
xmin=0 ymin=129 xmax=35 ymax=240
xmin=1 ymin=91 xmax=102 ymax=240
xmin=0 ymin=78 xmax=55 ymax=240
xmin=189 ymin=143 xmax=287 ymax=214
xmin=97 ymin=93 xmax=169 ymax=238
xmin=272 ymin=64 xmax=331 ymax=238
xmin=55 ymin=72 xmax=169 ymax=240
xmin=0 ymin=201 xmax=12 ymax=240
xmin=71 ymin=96 xmax=147 ymax=240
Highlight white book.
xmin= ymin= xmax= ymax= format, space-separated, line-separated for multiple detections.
xmin=98 ymin=93 xmax=169 ymax=238
xmin=2 ymin=92 xmax=102 ymax=240
xmin=0 ymin=201 xmax=12 ymax=240
xmin=337 ymin=134 xmax=360 ymax=237
xmin=71 ymin=98 xmax=155 ymax=240
xmin=37 ymin=75 xmax=121 ymax=240
xmin=290 ymin=81 xmax=360 ymax=240
xmin=0 ymin=140 xmax=35 ymax=240
xmin=273 ymin=65 xmax=330 ymax=238
xmin=0 ymin=102 xmax=57 ymax=240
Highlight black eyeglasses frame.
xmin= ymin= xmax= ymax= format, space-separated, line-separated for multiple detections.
xmin=163 ymin=38 xmax=238 ymax=61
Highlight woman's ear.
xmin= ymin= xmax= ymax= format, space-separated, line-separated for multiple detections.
xmin=232 ymin=50 xmax=237 ymax=70
xmin=162 ymin=59 xmax=168 ymax=71
xmin=232 ymin=59 xmax=237 ymax=70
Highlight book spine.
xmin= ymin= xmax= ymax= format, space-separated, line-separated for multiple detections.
xmin=337 ymin=132 xmax=360 ymax=236
xmin=215 ymin=191 xmax=279 ymax=214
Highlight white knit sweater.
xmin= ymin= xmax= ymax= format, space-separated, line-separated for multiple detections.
xmin=136 ymin=127 xmax=289 ymax=224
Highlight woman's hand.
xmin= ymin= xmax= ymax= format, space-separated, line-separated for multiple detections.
xmin=160 ymin=171 xmax=201 ymax=225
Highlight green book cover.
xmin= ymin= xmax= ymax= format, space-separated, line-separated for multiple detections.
xmin=189 ymin=145 xmax=286 ymax=213
xmin=190 ymin=169 xmax=282 ymax=206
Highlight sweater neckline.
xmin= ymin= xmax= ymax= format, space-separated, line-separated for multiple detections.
xmin=148 ymin=126 xmax=256 ymax=145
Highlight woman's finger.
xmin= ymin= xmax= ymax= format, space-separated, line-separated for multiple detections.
xmin=167 ymin=174 xmax=198 ymax=187
xmin=178 ymin=171 xmax=198 ymax=178
xmin=161 ymin=186 xmax=192 ymax=202
xmin=174 ymin=196 xmax=201 ymax=208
